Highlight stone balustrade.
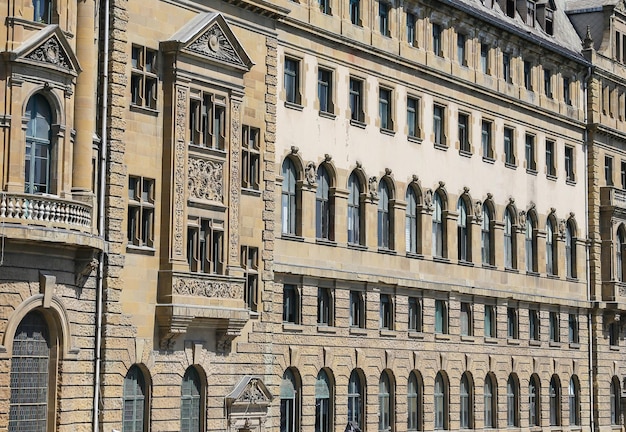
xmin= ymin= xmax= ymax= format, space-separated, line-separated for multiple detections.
xmin=0 ymin=192 xmax=92 ymax=231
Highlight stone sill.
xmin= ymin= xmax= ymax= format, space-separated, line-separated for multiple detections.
xmin=282 ymin=323 xmax=304 ymax=332
xmin=408 ymin=331 xmax=425 ymax=339
xmin=435 ymin=333 xmax=451 ymax=341
xmin=379 ymin=329 xmax=397 ymax=337
xmin=319 ymin=110 xmax=336 ymax=120
xmin=284 ymin=101 xmax=304 ymax=111
xmin=507 ymin=338 xmax=520 ymax=345
xmin=126 ymin=244 xmax=156 ymax=255
xmin=317 ymin=325 xmax=336 ymax=334
xmin=349 ymin=327 xmax=368 ymax=336
xmin=529 ymin=340 xmax=541 ymax=347
xmin=484 ymin=337 xmax=498 ymax=344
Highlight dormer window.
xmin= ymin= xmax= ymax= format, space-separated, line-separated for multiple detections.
xmin=545 ymin=8 xmax=553 ymax=35
xmin=526 ymin=1 xmax=536 ymax=26
xmin=506 ymin=0 xmax=516 ymax=17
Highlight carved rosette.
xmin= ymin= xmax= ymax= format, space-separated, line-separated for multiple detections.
xmin=188 ymin=158 xmax=223 ymax=201
xmin=173 ymin=87 xmax=188 ymax=258
xmin=229 ymin=98 xmax=242 ymax=263
xmin=173 ymin=278 xmax=244 ymax=299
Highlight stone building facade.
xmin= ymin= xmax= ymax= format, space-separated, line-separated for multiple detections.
xmin=1 ymin=0 xmax=626 ymax=431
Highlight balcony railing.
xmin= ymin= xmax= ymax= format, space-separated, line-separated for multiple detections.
xmin=600 ymin=186 xmax=626 ymax=209
xmin=0 ymin=192 xmax=92 ymax=231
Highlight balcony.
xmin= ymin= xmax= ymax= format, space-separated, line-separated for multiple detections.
xmin=602 ymin=281 xmax=626 ymax=304
xmin=601 ymin=186 xmax=626 ymax=211
xmin=0 ymin=192 xmax=101 ymax=249
xmin=156 ymin=271 xmax=249 ymax=351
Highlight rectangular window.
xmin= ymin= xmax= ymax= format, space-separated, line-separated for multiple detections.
xmin=622 ymin=161 xmax=626 ymax=189
xmin=407 ymin=13 xmax=416 ymax=46
xmin=504 ymin=127 xmax=515 ymax=165
xmin=408 ymin=297 xmax=422 ymax=332
xmin=130 ymin=45 xmax=158 ymax=109
xmin=189 ymin=92 xmax=226 ymax=150
xmin=241 ymin=246 xmax=259 ymax=312
xmin=484 ymin=305 xmax=496 ymax=338
xmin=379 ymin=294 xmax=393 ymax=329
xmin=283 ymin=284 xmax=299 ymax=323
xmin=606 ymin=155 xmax=614 ymax=186
xmin=563 ymin=77 xmax=571 ymax=105
xmin=610 ymin=322 xmax=619 ymax=346
xmin=187 ymin=219 xmax=224 ymax=274
xmin=457 ymin=33 xmax=467 ymax=66
xmin=525 ymin=134 xmax=536 ymax=171
xmin=544 ymin=69 xmax=553 ymax=98
xmin=319 ymin=0 xmax=331 ymax=14
xmin=284 ymin=57 xmax=301 ymax=104
xmin=545 ymin=9 xmax=554 ymax=34
xmin=379 ymin=2 xmax=390 ymax=36
xmin=565 ymin=146 xmax=575 ymax=182
xmin=460 ymin=302 xmax=472 ymax=336
xmin=529 ymin=309 xmax=540 ymax=341
xmin=503 ymin=53 xmax=511 ymax=83
xmin=458 ymin=113 xmax=470 ymax=152
xmin=568 ymin=314 xmax=579 ymax=344
xmin=546 ymin=140 xmax=556 ymax=177
xmin=433 ymin=104 xmax=445 ymax=146
xmin=349 ymin=78 xmax=364 ymax=122
xmin=379 ymin=88 xmax=393 ymax=130
xmin=507 ymin=307 xmax=518 ymax=339
xmin=480 ymin=43 xmax=489 ymax=74
xmin=317 ymin=287 xmax=333 ymax=325
xmin=432 ymin=23 xmax=442 ymax=56
xmin=527 ymin=0 xmax=536 ymax=25
xmin=407 ymin=96 xmax=420 ymax=138
xmin=618 ymin=31 xmax=622 ymax=62
xmin=318 ymin=68 xmax=333 ymax=114
xmin=435 ymin=299 xmax=448 ymax=334
xmin=524 ymin=60 xmax=532 ymax=90
xmin=127 ymin=176 xmax=155 ymax=247
xmin=482 ymin=120 xmax=493 ymax=159
xmin=349 ymin=0 xmax=360 ymax=25
xmin=549 ymin=311 xmax=560 ymax=342
xmin=350 ymin=291 xmax=365 ymax=328
xmin=242 ymin=125 xmax=260 ymax=190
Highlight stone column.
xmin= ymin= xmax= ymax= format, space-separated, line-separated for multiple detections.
xmin=301 ymin=179 xmax=317 ymax=239
xmin=6 ymin=78 xmax=24 ymax=192
xmin=516 ymin=223 xmax=526 ymax=272
xmin=470 ymin=217 xmax=481 ymax=264
xmin=73 ymin=0 xmax=97 ymax=196
xmin=391 ymin=199 xmax=407 ymax=253
xmin=445 ymin=210 xmax=458 ymax=260
xmin=537 ymin=229 xmax=547 ymax=275
xmin=421 ymin=207 xmax=432 ymax=256
xmin=365 ymin=195 xmax=379 ymax=250
xmin=492 ymin=220 xmax=504 ymax=268
xmin=333 ymin=187 xmax=349 ymax=244
xmin=228 ymin=94 xmax=243 ymax=275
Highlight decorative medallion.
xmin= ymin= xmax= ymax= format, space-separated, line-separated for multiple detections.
xmin=187 ymin=24 xmax=244 ymax=66
xmin=26 ymin=37 xmax=70 ymax=69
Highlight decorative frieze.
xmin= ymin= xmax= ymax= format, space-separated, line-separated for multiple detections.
xmin=172 ymin=275 xmax=243 ymax=299
xmin=172 ymin=86 xmax=187 ymax=258
xmin=188 ymin=158 xmax=223 ymax=202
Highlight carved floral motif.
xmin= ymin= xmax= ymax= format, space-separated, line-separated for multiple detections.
xmin=229 ymin=100 xmax=242 ymax=262
xmin=173 ymin=278 xmax=244 ymax=299
xmin=188 ymin=158 xmax=223 ymax=202
xmin=238 ymin=379 xmax=270 ymax=404
xmin=26 ymin=38 xmax=70 ymax=69
xmin=187 ymin=24 xmax=243 ymax=66
xmin=173 ymin=87 xmax=187 ymax=257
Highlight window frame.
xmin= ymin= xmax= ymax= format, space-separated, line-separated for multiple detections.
xmin=284 ymin=57 xmax=302 ymax=105
xmin=481 ymin=204 xmax=494 ymax=265
xmin=434 ymin=372 xmax=449 ymax=430
xmin=565 ymin=145 xmax=575 ymax=182
xmin=432 ymin=192 xmax=445 ymax=257
xmin=181 ymin=367 xmax=203 ymax=432
xmin=484 ymin=375 xmax=497 ymax=428
xmin=348 ymin=172 xmax=364 ymax=245
xmin=348 ymin=370 xmax=365 ymax=429
xmin=130 ymin=45 xmax=158 ymax=110
xmin=379 ymin=293 xmax=393 ymax=330
xmin=127 ymin=176 xmax=155 ymax=248
xmin=546 ymin=139 xmax=556 ymax=177
xmin=318 ymin=67 xmax=334 ymax=114
xmin=350 ymin=290 xmax=365 ymax=328
xmin=481 ymin=119 xmax=493 ymax=160
xmin=406 ymin=186 xmax=421 ymax=254
xmin=24 ymin=94 xmax=54 ymax=195
xmin=283 ymin=284 xmax=300 ymax=324
xmin=457 ymin=33 xmax=467 ymax=66
xmin=316 ymin=370 xmax=333 ymax=432
xmin=316 ymin=165 xmax=334 ymax=240
xmin=435 ymin=299 xmax=449 ymax=334
xmin=407 ymin=96 xmax=421 ymax=139
xmin=484 ymin=305 xmax=496 ymax=338
xmin=188 ymin=91 xmax=227 ymax=150
xmin=504 ymin=126 xmax=516 ymax=166
xmin=241 ymin=125 xmax=261 ymax=190
xmin=549 ymin=375 xmax=561 ymax=426
xmin=432 ymin=23 xmax=443 ymax=57
xmin=433 ymin=104 xmax=446 ymax=147
xmin=379 ymin=87 xmax=394 ymax=131
xmin=281 ymin=158 xmax=300 ymax=236
xmin=549 ymin=311 xmax=560 ymax=343
xmin=408 ymin=372 xmax=422 ymax=431
xmin=507 ymin=307 xmax=518 ymax=339
xmin=457 ymin=198 xmax=470 ymax=262
xmin=408 ymin=297 xmax=422 ymax=332
xmin=507 ymin=375 xmax=520 ymax=427
xmin=525 ymin=133 xmax=537 ymax=172
xmin=317 ymin=286 xmax=333 ymax=326
xmin=460 ymin=302 xmax=472 ymax=337
xmin=280 ymin=369 xmax=301 ymax=432
xmin=379 ymin=1 xmax=390 ymax=36
xmin=349 ymin=0 xmax=361 ymax=25
xmin=349 ymin=77 xmax=365 ymax=123
xmin=459 ymin=373 xmax=473 ymax=429
xmin=241 ymin=246 xmax=259 ymax=312
xmin=123 ymin=365 xmax=149 ymax=432
xmin=378 ymin=180 xmax=393 ymax=250
xmin=458 ymin=112 xmax=471 ymax=153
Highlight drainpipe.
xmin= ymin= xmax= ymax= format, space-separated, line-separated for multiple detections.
xmin=93 ymin=0 xmax=110 ymax=430
xmin=583 ymin=64 xmax=596 ymax=432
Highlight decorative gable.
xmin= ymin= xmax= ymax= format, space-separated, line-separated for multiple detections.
xmin=7 ymin=25 xmax=81 ymax=76
xmin=162 ymin=12 xmax=254 ymax=71
xmin=226 ymin=375 xmax=273 ymax=406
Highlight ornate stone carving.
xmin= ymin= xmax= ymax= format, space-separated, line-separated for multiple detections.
xmin=188 ymin=158 xmax=223 ymax=202
xmin=173 ymin=278 xmax=244 ymax=299
xmin=558 ymin=219 xmax=567 ymax=237
xmin=518 ymin=210 xmax=527 ymax=231
xmin=26 ymin=37 xmax=70 ymax=69
xmin=474 ymin=201 xmax=483 ymax=222
xmin=305 ymin=162 xmax=316 ymax=185
xmin=238 ymin=378 xmax=271 ymax=404
xmin=229 ymin=99 xmax=242 ymax=262
xmin=187 ymin=24 xmax=244 ymax=66
xmin=368 ymin=176 xmax=379 ymax=200
xmin=424 ymin=189 xmax=433 ymax=209
xmin=173 ymin=87 xmax=187 ymax=257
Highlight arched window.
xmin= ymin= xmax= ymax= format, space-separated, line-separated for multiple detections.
xmin=484 ymin=375 xmax=496 ymax=428
xmin=348 ymin=369 xmax=365 ymax=430
xmin=348 ymin=173 xmax=363 ymax=245
xmin=408 ymin=371 xmax=422 ymax=431
xmin=546 ymin=218 xmax=556 ymax=275
xmin=507 ymin=374 xmax=519 ymax=427
xmin=181 ymin=367 xmax=202 ymax=432
xmin=281 ymin=159 xmax=298 ymax=235
xmin=9 ymin=311 xmax=55 ymax=432
xmin=611 ymin=376 xmax=621 ymax=425
xmin=618 ymin=227 xmax=626 ymax=282
xmin=33 ymin=0 xmax=53 ymax=24
xmin=569 ymin=376 xmax=580 ymax=426
xmin=504 ymin=208 xmax=515 ymax=269
xmin=549 ymin=375 xmax=561 ymax=426
xmin=434 ymin=372 xmax=448 ymax=430
xmin=379 ymin=370 xmax=394 ymax=431
xmin=280 ymin=368 xmax=300 ymax=432
xmin=457 ymin=198 xmax=470 ymax=262
xmin=316 ymin=369 xmax=333 ymax=432
xmin=529 ymin=374 xmax=541 ymax=426
xmin=378 ymin=180 xmax=392 ymax=249
xmin=566 ymin=221 xmax=576 ymax=278
xmin=432 ymin=192 xmax=444 ymax=257
xmin=526 ymin=215 xmax=537 ymax=272
xmin=406 ymin=187 xmax=420 ymax=254
xmin=123 ymin=365 xmax=148 ymax=432
xmin=481 ymin=204 xmax=493 ymax=265
xmin=316 ymin=165 xmax=333 ymax=240
xmin=459 ymin=373 xmax=473 ymax=429
xmin=25 ymin=94 xmax=53 ymax=194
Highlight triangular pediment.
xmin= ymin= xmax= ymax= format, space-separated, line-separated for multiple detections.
xmin=226 ymin=375 xmax=273 ymax=406
xmin=616 ymin=0 xmax=626 ymax=15
xmin=9 ymin=25 xmax=81 ymax=76
xmin=162 ymin=12 xmax=254 ymax=71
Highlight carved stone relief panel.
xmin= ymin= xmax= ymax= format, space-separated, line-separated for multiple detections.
xmin=229 ymin=97 xmax=242 ymax=264
xmin=172 ymin=86 xmax=188 ymax=259
xmin=188 ymin=158 xmax=224 ymax=202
